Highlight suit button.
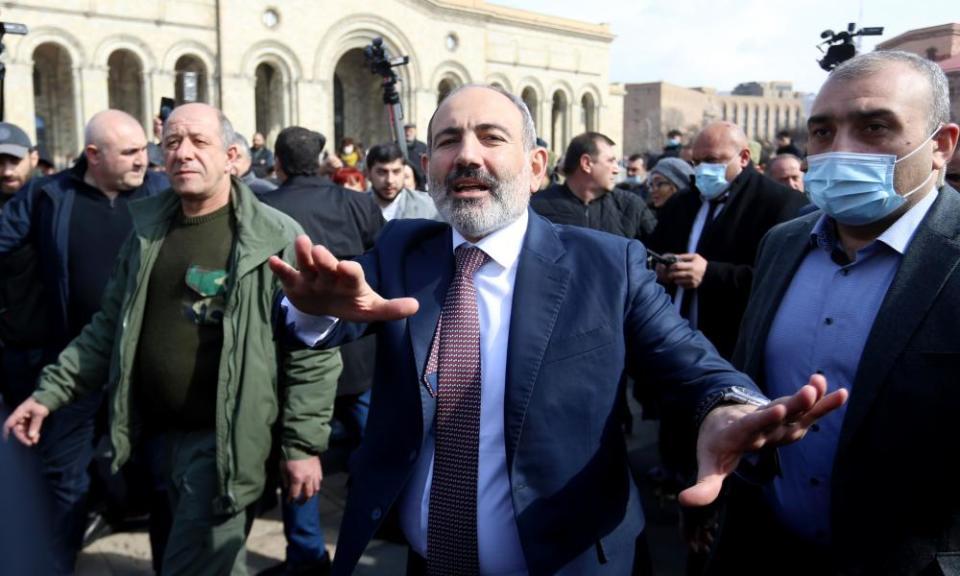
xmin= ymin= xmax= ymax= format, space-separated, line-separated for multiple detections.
xmin=371 ymin=507 xmax=382 ymax=520
xmin=408 ymin=450 xmax=418 ymax=463
xmin=811 ymin=424 xmax=821 ymax=432
xmin=824 ymin=317 xmax=834 ymax=326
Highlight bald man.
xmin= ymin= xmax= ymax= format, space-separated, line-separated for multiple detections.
xmin=648 ymin=121 xmax=806 ymax=359
xmin=0 ymin=109 xmax=168 ymax=574
xmin=645 ymin=122 xmax=805 ymax=519
xmin=4 ymin=103 xmax=341 ymax=575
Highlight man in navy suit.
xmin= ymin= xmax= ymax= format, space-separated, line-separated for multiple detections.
xmin=711 ymin=51 xmax=960 ymax=575
xmin=269 ymin=85 xmax=846 ymax=575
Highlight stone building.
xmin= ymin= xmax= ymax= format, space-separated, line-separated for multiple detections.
xmin=622 ymin=81 xmax=807 ymax=156
xmin=1 ymin=0 xmax=623 ymax=168
xmin=877 ymin=22 xmax=960 ymax=122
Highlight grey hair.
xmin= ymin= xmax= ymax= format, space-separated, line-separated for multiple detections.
xmin=218 ymin=110 xmax=238 ymax=153
xmin=830 ymin=50 xmax=950 ymax=134
xmin=230 ymin=132 xmax=251 ymax=159
xmin=426 ymin=83 xmax=538 ymax=153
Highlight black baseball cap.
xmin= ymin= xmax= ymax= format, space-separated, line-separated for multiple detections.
xmin=0 ymin=122 xmax=31 ymax=159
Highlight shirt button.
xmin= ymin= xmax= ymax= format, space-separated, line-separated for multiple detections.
xmin=810 ymin=477 xmax=821 ymax=486
xmin=824 ymin=317 xmax=834 ymax=326
xmin=371 ymin=507 xmax=382 ymax=520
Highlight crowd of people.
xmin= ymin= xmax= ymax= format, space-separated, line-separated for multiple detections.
xmin=0 ymin=48 xmax=959 ymax=576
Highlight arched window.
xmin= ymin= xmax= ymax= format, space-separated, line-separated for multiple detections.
xmin=33 ymin=43 xmax=78 ymax=169
xmin=175 ymin=55 xmax=208 ymax=104
xmin=551 ymin=91 xmax=568 ymax=154
xmin=581 ymin=93 xmax=596 ymax=132
xmin=255 ymin=62 xmax=285 ymax=145
xmin=108 ymin=49 xmax=145 ymax=123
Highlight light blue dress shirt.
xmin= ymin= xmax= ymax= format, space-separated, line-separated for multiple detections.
xmin=763 ymin=189 xmax=938 ymax=545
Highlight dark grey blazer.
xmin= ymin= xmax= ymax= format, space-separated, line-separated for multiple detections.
xmin=719 ymin=186 xmax=960 ymax=575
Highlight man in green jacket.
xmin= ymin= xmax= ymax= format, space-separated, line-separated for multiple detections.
xmin=3 ymin=103 xmax=341 ymax=575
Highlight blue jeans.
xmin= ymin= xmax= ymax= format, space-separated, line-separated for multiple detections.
xmin=281 ymin=389 xmax=371 ymax=566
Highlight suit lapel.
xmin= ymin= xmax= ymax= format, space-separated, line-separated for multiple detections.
xmin=504 ymin=212 xmax=571 ymax=472
xmin=404 ymin=227 xmax=454 ymax=433
xmin=838 ymin=189 xmax=960 ymax=456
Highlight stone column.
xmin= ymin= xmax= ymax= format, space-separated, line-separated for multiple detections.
xmin=2 ymin=58 xmax=36 ymax=138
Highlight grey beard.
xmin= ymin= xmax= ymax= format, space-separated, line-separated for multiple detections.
xmin=429 ymin=170 xmax=529 ymax=238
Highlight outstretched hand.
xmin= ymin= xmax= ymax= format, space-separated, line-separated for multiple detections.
xmin=268 ymin=235 xmax=419 ymax=322
xmin=678 ymin=374 xmax=847 ymax=507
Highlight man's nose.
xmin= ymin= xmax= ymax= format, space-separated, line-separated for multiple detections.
xmin=454 ymin=135 xmax=483 ymax=167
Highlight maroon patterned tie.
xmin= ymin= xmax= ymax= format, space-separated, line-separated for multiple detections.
xmin=425 ymin=245 xmax=489 ymax=576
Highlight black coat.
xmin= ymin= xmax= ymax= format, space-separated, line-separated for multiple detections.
xmin=530 ymin=183 xmax=657 ymax=243
xmin=712 ymin=187 xmax=960 ymax=576
xmin=260 ymin=175 xmax=385 ymax=396
xmin=646 ymin=163 xmax=806 ymax=359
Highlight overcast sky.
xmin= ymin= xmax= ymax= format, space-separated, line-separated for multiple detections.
xmin=490 ymin=0 xmax=956 ymax=94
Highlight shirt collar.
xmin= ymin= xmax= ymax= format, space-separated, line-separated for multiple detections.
xmin=451 ymin=209 xmax=528 ymax=270
xmin=810 ymin=185 xmax=939 ymax=256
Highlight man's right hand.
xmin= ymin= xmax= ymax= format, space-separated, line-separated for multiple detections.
xmin=268 ymin=235 xmax=419 ymax=321
xmin=3 ymin=398 xmax=50 ymax=446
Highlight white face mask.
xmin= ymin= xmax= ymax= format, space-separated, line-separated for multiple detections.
xmin=342 ymin=145 xmax=355 ymax=155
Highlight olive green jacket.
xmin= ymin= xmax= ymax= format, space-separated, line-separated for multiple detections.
xmin=32 ymin=177 xmax=341 ymax=515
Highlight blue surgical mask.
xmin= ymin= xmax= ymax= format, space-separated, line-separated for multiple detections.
xmin=804 ymin=125 xmax=942 ymax=226
xmin=695 ymin=162 xmax=730 ymax=200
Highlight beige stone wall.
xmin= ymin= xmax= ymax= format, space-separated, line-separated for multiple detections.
xmin=1 ymin=0 xmax=621 ymax=167
xmin=877 ymin=23 xmax=960 ymax=61
xmin=623 ymin=81 xmax=806 ymax=156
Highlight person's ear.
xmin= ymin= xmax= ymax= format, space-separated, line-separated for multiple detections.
xmin=932 ymin=123 xmax=959 ymax=170
xmin=528 ymin=147 xmax=549 ymax=193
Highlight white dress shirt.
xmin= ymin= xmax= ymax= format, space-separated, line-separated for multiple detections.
xmin=283 ymin=211 xmax=530 ymax=575
xmin=673 ymin=193 xmax=727 ymax=328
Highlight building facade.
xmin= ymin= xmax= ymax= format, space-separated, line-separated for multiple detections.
xmin=2 ymin=0 xmax=623 ymax=168
xmin=622 ymin=81 xmax=807 ymax=156
xmin=877 ymin=22 xmax=960 ymax=122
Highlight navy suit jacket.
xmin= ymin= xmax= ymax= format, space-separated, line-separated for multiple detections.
xmin=718 ymin=187 xmax=960 ymax=574
xmin=323 ymin=210 xmax=757 ymax=575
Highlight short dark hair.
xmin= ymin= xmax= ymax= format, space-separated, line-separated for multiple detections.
xmin=627 ymin=153 xmax=645 ymax=164
xmin=667 ymin=129 xmax=683 ymax=139
xmin=562 ymin=132 xmax=615 ymax=176
xmin=366 ymin=142 xmax=405 ymax=169
xmin=776 ymin=129 xmax=791 ymax=139
xmin=275 ymin=127 xmax=325 ymax=177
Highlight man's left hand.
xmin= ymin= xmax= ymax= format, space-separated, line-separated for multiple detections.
xmin=678 ymin=374 xmax=848 ymax=507
xmin=281 ymin=456 xmax=323 ymax=503
xmin=668 ymin=253 xmax=708 ymax=289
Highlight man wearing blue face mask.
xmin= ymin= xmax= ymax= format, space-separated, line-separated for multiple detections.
xmin=711 ymin=51 xmax=960 ymax=575
xmin=647 ymin=121 xmax=805 ymax=359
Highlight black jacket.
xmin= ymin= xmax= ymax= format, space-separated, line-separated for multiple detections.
xmin=0 ymin=159 xmax=168 ymax=350
xmin=646 ymin=163 xmax=806 ymax=358
xmin=259 ymin=175 xmax=385 ymax=396
xmin=530 ymin=183 xmax=657 ymax=243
